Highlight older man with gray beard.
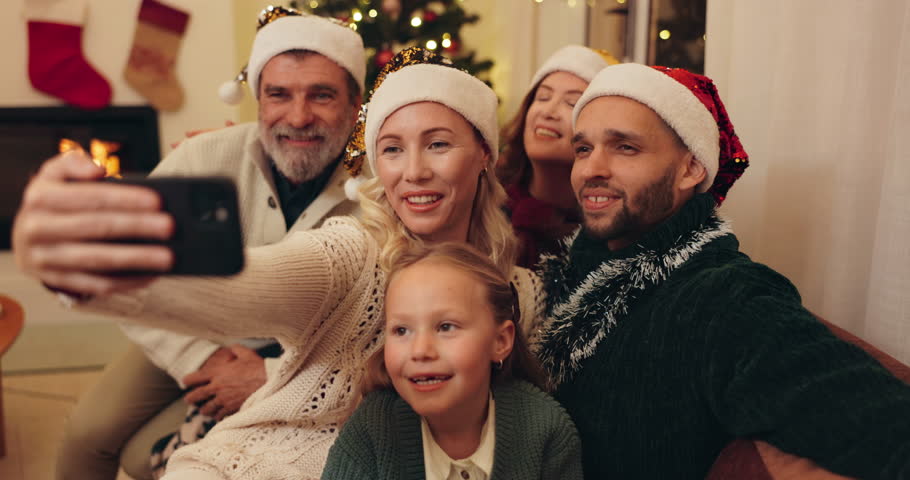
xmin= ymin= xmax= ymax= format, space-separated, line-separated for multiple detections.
xmin=48 ymin=10 xmax=368 ymax=480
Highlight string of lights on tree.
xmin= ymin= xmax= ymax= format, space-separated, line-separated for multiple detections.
xmin=290 ymin=0 xmax=493 ymax=94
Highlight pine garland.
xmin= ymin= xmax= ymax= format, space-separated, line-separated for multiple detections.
xmin=537 ymin=214 xmax=733 ymax=385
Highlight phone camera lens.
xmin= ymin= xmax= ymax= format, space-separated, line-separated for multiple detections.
xmin=214 ymin=206 xmax=229 ymax=222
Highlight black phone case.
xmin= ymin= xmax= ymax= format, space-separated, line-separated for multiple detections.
xmin=107 ymin=176 xmax=245 ymax=275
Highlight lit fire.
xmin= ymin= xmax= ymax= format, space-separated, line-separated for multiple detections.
xmin=59 ymin=138 xmax=122 ymax=178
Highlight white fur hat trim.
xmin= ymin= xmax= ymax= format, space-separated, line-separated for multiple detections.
xmin=572 ymin=63 xmax=720 ymax=192
xmin=364 ymin=63 xmax=499 ymax=174
xmin=529 ymin=45 xmax=610 ymax=90
xmin=343 ymin=175 xmax=368 ymax=202
xmin=247 ymin=15 xmax=366 ymax=99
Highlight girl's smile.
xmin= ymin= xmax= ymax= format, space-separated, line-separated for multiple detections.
xmin=383 ymin=259 xmax=512 ymax=426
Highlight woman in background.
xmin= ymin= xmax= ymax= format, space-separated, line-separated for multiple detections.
xmin=498 ymin=45 xmax=619 ymax=267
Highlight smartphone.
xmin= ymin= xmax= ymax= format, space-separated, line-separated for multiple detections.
xmin=105 ymin=176 xmax=245 ymax=275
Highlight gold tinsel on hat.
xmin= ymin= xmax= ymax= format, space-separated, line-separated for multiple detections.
xmin=342 ymin=47 xmax=459 ymax=179
xmin=257 ymin=5 xmax=300 ymax=29
xmin=257 ymin=5 xmax=355 ymax=30
xmin=224 ymin=6 xmax=356 ymax=93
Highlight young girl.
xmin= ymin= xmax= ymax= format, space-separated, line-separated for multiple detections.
xmin=322 ymin=242 xmax=583 ymax=480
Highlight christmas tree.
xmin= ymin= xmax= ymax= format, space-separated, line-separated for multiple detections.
xmin=289 ymin=0 xmax=494 ymax=96
xmin=653 ymin=0 xmax=706 ymax=74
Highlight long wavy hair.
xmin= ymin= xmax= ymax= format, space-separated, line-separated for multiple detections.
xmin=361 ymin=242 xmax=550 ymax=395
xmin=496 ymin=85 xmax=540 ymax=189
xmin=358 ymin=123 xmax=517 ymax=275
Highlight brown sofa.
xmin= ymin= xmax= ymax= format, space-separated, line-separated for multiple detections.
xmin=705 ymin=316 xmax=910 ymax=480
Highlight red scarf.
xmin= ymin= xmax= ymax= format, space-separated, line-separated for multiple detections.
xmin=505 ymin=183 xmax=581 ymax=268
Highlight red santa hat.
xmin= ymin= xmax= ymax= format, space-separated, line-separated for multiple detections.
xmin=573 ymin=63 xmax=748 ymax=205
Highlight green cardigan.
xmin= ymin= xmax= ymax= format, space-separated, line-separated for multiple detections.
xmin=538 ymin=193 xmax=910 ymax=480
xmin=320 ymin=380 xmax=583 ymax=480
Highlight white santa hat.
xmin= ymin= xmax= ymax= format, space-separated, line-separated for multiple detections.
xmin=364 ymin=63 xmax=499 ymax=175
xmin=219 ymin=9 xmax=365 ymax=104
xmin=528 ymin=45 xmax=619 ymax=90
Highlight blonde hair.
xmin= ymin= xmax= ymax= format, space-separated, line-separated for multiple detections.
xmin=358 ymin=123 xmax=517 ymax=275
xmin=361 ymin=242 xmax=549 ymax=395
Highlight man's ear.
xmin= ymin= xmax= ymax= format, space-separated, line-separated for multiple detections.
xmin=492 ymin=320 xmax=515 ymax=363
xmin=677 ymin=152 xmax=706 ymax=191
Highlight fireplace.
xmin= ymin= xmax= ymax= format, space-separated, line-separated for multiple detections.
xmin=0 ymin=106 xmax=160 ymax=249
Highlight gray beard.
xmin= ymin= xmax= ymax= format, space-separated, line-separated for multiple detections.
xmin=259 ymin=122 xmax=351 ymax=184
xmin=583 ymin=168 xmax=676 ymax=242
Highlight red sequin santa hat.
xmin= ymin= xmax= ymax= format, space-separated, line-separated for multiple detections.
xmin=573 ymin=63 xmax=748 ymax=205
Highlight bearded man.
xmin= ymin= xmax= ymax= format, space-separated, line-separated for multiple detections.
xmin=51 ymin=11 xmax=367 ymax=480
xmin=536 ymin=63 xmax=910 ymax=479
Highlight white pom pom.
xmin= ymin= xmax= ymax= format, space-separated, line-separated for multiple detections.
xmin=344 ymin=176 xmax=367 ymax=202
xmin=219 ymin=80 xmax=245 ymax=105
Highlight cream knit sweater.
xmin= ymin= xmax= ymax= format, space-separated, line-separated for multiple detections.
xmin=120 ymin=122 xmax=359 ymax=384
xmin=82 ymin=217 xmax=546 ymax=479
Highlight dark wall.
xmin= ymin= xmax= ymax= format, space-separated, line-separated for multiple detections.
xmin=0 ymin=106 xmax=160 ymax=249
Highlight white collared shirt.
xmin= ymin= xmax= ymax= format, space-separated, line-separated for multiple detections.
xmin=421 ymin=396 xmax=496 ymax=480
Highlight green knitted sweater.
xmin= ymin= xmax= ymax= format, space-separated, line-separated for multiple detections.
xmin=538 ymin=193 xmax=910 ymax=480
xmin=320 ymin=380 xmax=583 ymax=480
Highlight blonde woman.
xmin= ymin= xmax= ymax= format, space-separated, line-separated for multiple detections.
xmin=12 ymin=48 xmax=545 ymax=480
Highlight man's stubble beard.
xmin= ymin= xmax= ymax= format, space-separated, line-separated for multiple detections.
xmin=259 ymin=107 xmax=355 ymax=185
xmin=583 ymin=167 xmax=676 ymax=242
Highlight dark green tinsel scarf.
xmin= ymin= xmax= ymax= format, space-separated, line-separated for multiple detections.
xmin=537 ymin=213 xmax=732 ymax=386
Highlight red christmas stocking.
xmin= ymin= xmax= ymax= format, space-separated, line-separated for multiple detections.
xmin=24 ymin=0 xmax=112 ymax=110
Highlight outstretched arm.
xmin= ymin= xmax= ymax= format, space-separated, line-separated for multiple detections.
xmin=705 ymin=287 xmax=910 ymax=480
xmin=79 ymin=216 xmax=371 ymax=344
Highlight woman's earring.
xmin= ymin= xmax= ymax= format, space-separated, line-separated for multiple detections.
xmin=496 ymin=359 xmax=504 ymax=370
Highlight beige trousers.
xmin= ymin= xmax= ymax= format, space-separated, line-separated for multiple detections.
xmin=56 ymin=345 xmax=186 ymax=480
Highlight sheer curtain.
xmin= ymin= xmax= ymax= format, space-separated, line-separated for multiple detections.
xmin=706 ymin=0 xmax=910 ymax=363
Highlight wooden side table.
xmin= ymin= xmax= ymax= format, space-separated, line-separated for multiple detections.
xmin=0 ymin=295 xmax=25 ymax=459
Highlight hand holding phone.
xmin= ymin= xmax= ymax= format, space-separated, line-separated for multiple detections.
xmin=14 ymin=150 xmax=175 ymax=296
xmin=105 ymin=176 xmax=245 ymax=275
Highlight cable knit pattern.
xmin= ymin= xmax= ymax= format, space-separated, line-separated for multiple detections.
xmin=118 ymin=122 xmax=359 ymax=382
xmin=321 ymin=380 xmax=584 ymax=480
xmin=510 ymin=267 xmax=547 ymax=349
xmin=79 ymin=216 xmax=547 ymax=479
